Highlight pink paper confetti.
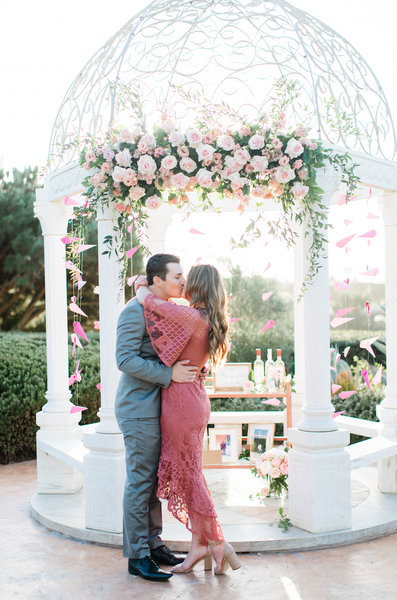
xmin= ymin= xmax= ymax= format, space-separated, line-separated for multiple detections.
xmin=69 ymin=297 xmax=88 ymax=318
xmin=345 ymin=247 xmax=352 ymax=254
xmin=372 ymin=365 xmax=382 ymax=385
xmin=61 ymin=236 xmax=80 ymax=244
xmin=94 ymin=321 xmax=100 ymax=329
xmin=338 ymin=391 xmax=356 ymax=400
xmin=362 ymin=369 xmax=370 ymax=390
xmin=96 ymin=383 xmax=101 ymax=392
xmin=261 ymin=398 xmax=281 ymax=406
xmin=332 ymin=411 xmax=346 ymax=419
xmin=360 ymin=336 xmax=379 ymax=358
xmin=93 ymin=286 xmax=99 ymax=294
xmin=77 ymin=244 xmax=96 ymax=253
xmin=260 ymin=320 xmax=275 ymax=332
xmin=367 ymin=213 xmax=379 ymax=219
xmin=330 ymin=317 xmax=355 ymax=328
xmin=330 ymin=366 xmax=336 ymax=371
xmin=262 ymin=292 xmax=274 ymax=302
xmin=189 ymin=228 xmax=204 ymax=235
xmin=126 ymin=246 xmax=139 ymax=259
xmin=334 ymin=281 xmax=353 ymax=291
xmin=344 ymin=220 xmax=353 ymax=226
xmin=195 ymin=257 xmax=202 ymax=265
xmin=330 ymin=348 xmax=335 ymax=354
xmin=360 ymin=267 xmax=379 ymax=277
xmin=336 ymin=234 xmax=356 ymax=249
xmin=127 ymin=223 xmax=134 ymax=233
xmin=77 ymin=280 xmax=86 ymax=290
xmin=366 ymin=301 xmax=371 ymax=314
xmin=358 ymin=229 xmax=377 ymax=239
xmin=229 ymin=318 xmax=241 ymax=323
xmin=336 ymin=307 xmax=355 ymax=318
xmin=337 ymin=194 xmax=347 ymax=206
xmin=367 ymin=240 xmax=372 ymax=246
xmin=64 ymin=261 xmax=82 ymax=273
xmin=68 ymin=361 xmax=82 ymax=386
xmin=73 ymin=321 xmax=89 ymax=343
xmin=70 ymin=405 xmax=87 ymax=414
xmin=336 ymin=353 xmax=341 ymax=362
xmin=332 ymin=384 xmax=342 ymax=394
xmin=366 ymin=188 xmax=372 ymax=205
xmin=344 ymin=346 xmax=350 ymax=358
xmin=127 ymin=275 xmax=138 ymax=287
xmin=263 ymin=262 xmax=271 ymax=274
xmin=64 ymin=196 xmax=81 ymax=206
xmin=264 ymin=242 xmax=270 ymax=247
xmin=329 ymin=293 xmax=333 ymax=301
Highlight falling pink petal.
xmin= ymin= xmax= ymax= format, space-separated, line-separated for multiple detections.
xmin=336 ymin=234 xmax=356 ymax=248
xmin=344 ymin=220 xmax=353 ymax=226
xmin=332 ymin=384 xmax=342 ymax=394
xmin=345 ymin=247 xmax=352 ymax=253
xmin=358 ymin=229 xmax=377 ymax=239
xmin=61 ymin=236 xmax=80 ymax=244
xmin=126 ymin=246 xmax=139 ymax=259
xmin=366 ymin=188 xmax=372 ymax=205
xmin=344 ymin=347 xmax=350 ymax=358
xmin=64 ymin=196 xmax=82 ymax=206
xmin=69 ymin=302 xmax=88 ymax=318
xmin=96 ymin=383 xmax=101 ymax=392
xmin=362 ymin=369 xmax=370 ymax=390
xmin=77 ymin=244 xmax=96 ymax=253
xmin=372 ymin=365 xmax=382 ymax=385
xmin=262 ymin=292 xmax=274 ymax=302
xmin=338 ymin=391 xmax=356 ymax=400
xmin=367 ymin=213 xmax=379 ymax=219
xmin=70 ymin=405 xmax=87 ymax=414
xmin=73 ymin=321 xmax=89 ymax=343
xmin=260 ymin=319 xmax=275 ymax=332
xmin=263 ymin=262 xmax=271 ymax=274
xmin=93 ymin=286 xmax=99 ymax=294
xmin=360 ymin=336 xmax=379 ymax=358
xmin=230 ymin=318 xmax=241 ymax=323
xmin=334 ymin=281 xmax=353 ymax=291
xmin=127 ymin=223 xmax=134 ymax=233
xmin=189 ymin=228 xmax=204 ymax=235
xmin=330 ymin=317 xmax=355 ymax=328
xmin=195 ymin=257 xmax=202 ymax=264
xmin=336 ymin=307 xmax=355 ymax=318
xmin=261 ymin=398 xmax=281 ymax=406
xmin=332 ymin=411 xmax=346 ymax=419
xmin=329 ymin=293 xmax=332 ymax=301
xmin=94 ymin=321 xmax=100 ymax=330
xmin=360 ymin=267 xmax=379 ymax=277
xmin=77 ymin=280 xmax=86 ymax=290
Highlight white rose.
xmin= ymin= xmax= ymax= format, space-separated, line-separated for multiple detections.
xmin=170 ymin=173 xmax=189 ymax=189
xmin=291 ymin=181 xmax=309 ymax=199
xmin=217 ymin=134 xmax=235 ymax=152
xmin=250 ymin=155 xmax=268 ymax=172
xmin=162 ymin=120 xmax=176 ymax=134
xmin=259 ymin=461 xmax=272 ymax=476
xmin=248 ymin=134 xmax=265 ymax=150
xmin=115 ymin=148 xmax=132 ymax=168
xmin=180 ymin=157 xmax=197 ymax=173
xmin=285 ymin=137 xmax=304 ymax=159
xmin=169 ymin=129 xmax=185 ymax=147
xmin=140 ymin=133 xmax=156 ymax=148
xmin=224 ymin=155 xmax=241 ymax=172
xmin=137 ymin=154 xmax=157 ymax=175
xmin=118 ymin=128 xmax=133 ymax=143
xmin=186 ymin=129 xmax=203 ymax=148
xmin=146 ymin=195 xmax=163 ymax=210
xmin=196 ymin=168 xmax=213 ymax=188
xmin=112 ymin=166 xmax=127 ymax=183
xmin=274 ymin=166 xmax=295 ymax=184
xmin=233 ymin=148 xmax=250 ymax=166
xmin=197 ymin=144 xmax=215 ymax=161
xmin=161 ymin=155 xmax=178 ymax=170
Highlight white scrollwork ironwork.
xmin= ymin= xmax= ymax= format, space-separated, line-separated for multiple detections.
xmin=49 ymin=0 xmax=396 ymax=170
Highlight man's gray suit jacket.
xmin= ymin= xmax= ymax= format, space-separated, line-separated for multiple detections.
xmin=115 ymin=297 xmax=173 ymax=419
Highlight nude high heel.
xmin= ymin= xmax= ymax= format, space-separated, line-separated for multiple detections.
xmin=208 ymin=541 xmax=241 ymax=575
xmin=171 ymin=541 xmax=213 ymax=573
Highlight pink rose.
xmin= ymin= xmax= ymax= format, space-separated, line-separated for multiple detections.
xmin=250 ymin=155 xmax=268 ymax=172
xmin=171 ymin=173 xmax=189 ymax=189
xmin=270 ymin=467 xmax=281 ymax=479
xmin=180 ymin=157 xmax=197 ymax=173
xmin=224 ymin=156 xmax=242 ymax=172
xmin=292 ymin=159 xmax=303 ymax=170
xmin=102 ymin=147 xmax=115 ymax=161
xmin=186 ymin=129 xmax=203 ymax=148
xmin=129 ymin=186 xmax=145 ymax=200
xmin=299 ymin=137 xmax=310 ymax=146
xmin=233 ymin=189 xmax=244 ymax=200
xmin=137 ymin=140 xmax=149 ymax=154
xmin=112 ymin=166 xmax=127 ymax=183
xmin=252 ymin=186 xmax=265 ymax=199
xmin=137 ymin=154 xmax=157 ymax=175
xmin=271 ymin=457 xmax=281 ymax=468
xmin=119 ymin=128 xmax=134 ymax=143
xmin=298 ymin=167 xmax=309 ymax=180
xmin=196 ymin=168 xmax=213 ymax=188
xmin=248 ymin=134 xmax=265 ymax=150
xmin=274 ymin=166 xmax=295 ymax=184
xmin=295 ymin=125 xmax=309 ymax=138
xmin=197 ymin=144 xmax=215 ymax=161
xmin=272 ymin=138 xmax=283 ymax=150
xmin=169 ymin=129 xmax=185 ymax=146
xmin=278 ymin=155 xmax=290 ymax=167
xmin=146 ymin=195 xmax=163 ymax=210
xmin=101 ymin=162 xmax=111 ymax=173
xmin=260 ymin=487 xmax=269 ymax=497
xmin=285 ymin=138 xmax=304 ymax=159
xmin=280 ymin=462 xmax=288 ymax=475
xmin=217 ymin=134 xmax=235 ymax=152
xmin=85 ymin=150 xmax=96 ymax=162
xmin=161 ymin=155 xmax=177 ymax=170
xmin=162 ymin=120 xmax=176 ymax=134
xmin=140 ymin=133 xmax=156 ymax=148
xmin=233 ymin=149 xmax=250 ymax=166
xmin=240 ymin=125 xmax=251 ymax=137
xmin=124 ymin=176 xmax=136 ymax=186
xmin=243 ymin=381 xmax=254 ymax=391
xmin=291 ymin=182 xmax=309 ymax=199
xmin=309 ymin=142 xmax=318 ymax=150
xmin=264 ymin=452 xmax=273 ymax=461
xmin=116 ymin=148 xmax=132 ymax=168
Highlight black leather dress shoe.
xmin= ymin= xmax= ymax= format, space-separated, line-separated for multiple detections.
xmin=128 ymin=556 xmax=172 ymax=581
xmin=151 ymin=544 xmax=185 ymax=566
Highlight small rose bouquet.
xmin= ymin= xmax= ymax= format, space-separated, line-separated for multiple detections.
xmin=251 ymin=446 xmax=288 ymax=498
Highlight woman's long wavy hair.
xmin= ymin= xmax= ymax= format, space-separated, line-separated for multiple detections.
xmin=185 ymin=264 xmax=230 ymax=370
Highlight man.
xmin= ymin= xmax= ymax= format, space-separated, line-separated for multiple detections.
xmin=115 ymin=254 xmax=199 ymax=582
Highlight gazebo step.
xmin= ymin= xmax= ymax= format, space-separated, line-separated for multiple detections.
xmin=335 ymin=415 xmax=379 ymax=438
xmin=347 ymin=436 xmax=397 ymax=470
xmin=37 ymin=438 xmax=88 ymax=473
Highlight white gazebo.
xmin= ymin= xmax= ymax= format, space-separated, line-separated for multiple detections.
xmin=32 ymin=0 xmax=397 ymax=544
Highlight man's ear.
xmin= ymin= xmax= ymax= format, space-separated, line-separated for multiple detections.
xmin=152 ymin=275 xmax=163 ymax=287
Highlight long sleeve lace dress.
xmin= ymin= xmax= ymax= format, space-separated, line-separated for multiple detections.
xmin=143 ymin=293 xmax=224 ymax=544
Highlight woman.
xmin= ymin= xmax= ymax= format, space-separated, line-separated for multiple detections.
xmin=136 ymin=264 xmax=240 ymax=575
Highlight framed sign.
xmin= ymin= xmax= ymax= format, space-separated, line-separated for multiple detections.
xmin=213 ymin=363 xmax=251 ymax=392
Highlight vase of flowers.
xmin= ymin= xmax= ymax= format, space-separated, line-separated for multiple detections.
xmin=251 ymin=447 xmax=289 ymax=498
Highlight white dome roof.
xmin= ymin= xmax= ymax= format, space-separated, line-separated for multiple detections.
xmin=49 ymin=0 xmax=396 ymax=169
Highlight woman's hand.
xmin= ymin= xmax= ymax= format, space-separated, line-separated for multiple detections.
xmin=134 ymin=275 xmax=148 ymax=295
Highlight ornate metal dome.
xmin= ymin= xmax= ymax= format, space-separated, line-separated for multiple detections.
xmin=49 ymin=0 xmax=396 ymax=169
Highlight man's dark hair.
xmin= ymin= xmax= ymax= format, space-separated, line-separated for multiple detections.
xmin=146 ymin=253 xmax=180 ymax=285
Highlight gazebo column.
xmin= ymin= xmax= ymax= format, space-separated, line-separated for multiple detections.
xmin=377 ymin=192 xmax=397 ymax=493
xmin=34 ymin=191 xmax=83 ymax=493
xmin=146 ymin=204 xmax=174 ymax=255
xmin=288 ymin=168 xmax=351 ymax=533
xmin=83 ymin=205 xmax=125 ymax=533
xmin=292 ymin=225 xmax=306 ymax=426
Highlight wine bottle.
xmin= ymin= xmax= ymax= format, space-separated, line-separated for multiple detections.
xmin=274 ymin=349 xmax=285 ymax=390
xmin=254 ymin=349 xmax=264 ymax=388
xmin=265 ymin=349 xmax=275 ymax=391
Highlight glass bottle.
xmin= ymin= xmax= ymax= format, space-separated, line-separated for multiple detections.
xmin=274 ymin=349 xmax=285 ymax=390
xmin=265 ymin=349 xmax=275 ymax=391
xmin=254 ymin=349 xmax=264 ymax=388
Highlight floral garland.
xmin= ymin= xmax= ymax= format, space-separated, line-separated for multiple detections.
xmin=73 ymin=80 xmax=359 ymax=294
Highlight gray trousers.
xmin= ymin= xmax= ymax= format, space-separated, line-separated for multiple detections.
xmin=117 ymin=417 xmax=163 ymax=559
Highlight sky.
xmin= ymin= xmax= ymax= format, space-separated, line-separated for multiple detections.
xmin=0 ymin=0 xmax=394 ymax=284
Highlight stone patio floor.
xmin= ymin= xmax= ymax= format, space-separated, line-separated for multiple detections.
xmin=1 ymin=460 xmax=397 ymax=600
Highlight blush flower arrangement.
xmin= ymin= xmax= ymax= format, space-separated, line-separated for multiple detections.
xmin=251 ymin=446 xmax=289 ymax=498
xmin=68 ymin=79 xmax=359 ymax=292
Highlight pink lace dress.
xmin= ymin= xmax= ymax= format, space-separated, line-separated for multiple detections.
xmin=144 ymin=293 xmax=224 ymax=544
